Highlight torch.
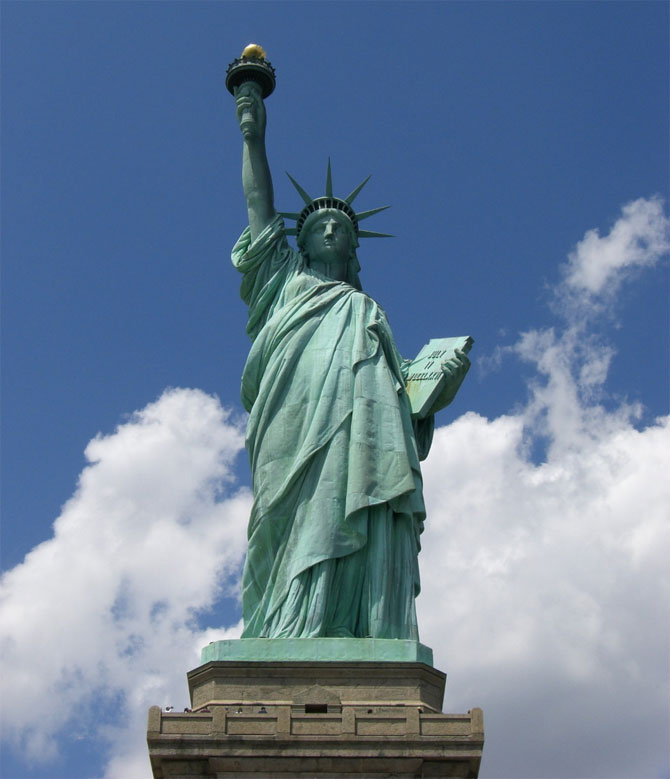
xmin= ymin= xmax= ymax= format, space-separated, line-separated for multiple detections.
xmin=226 ymin=44 xmax=276 ymax=136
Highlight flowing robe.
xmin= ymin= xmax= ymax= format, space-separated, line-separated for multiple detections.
xmin=232 ymin=215 xmax=433 ymax=639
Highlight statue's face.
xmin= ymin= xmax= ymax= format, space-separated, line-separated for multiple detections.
xmin=303 ymin=213 xmax=352 ymax=274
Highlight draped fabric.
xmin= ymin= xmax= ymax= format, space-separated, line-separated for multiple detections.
xmin=232 ymin=215 xmax=432 ymax=639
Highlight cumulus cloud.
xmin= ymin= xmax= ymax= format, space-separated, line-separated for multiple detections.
xmin=558 ymin=195 xmax=669 ymax=313
xmin=2 ymin=198 xmax=668 ymax=779
xmin=418 ymin=197 xmax=670 ymax=779
xmin=0 ymin=388 xmax=250 ymax=776
xmin=419 ymin=413 xmax=669 ymax=777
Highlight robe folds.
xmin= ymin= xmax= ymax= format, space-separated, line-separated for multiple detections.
xmin=232 ymin=215 xmax=432 ymax=640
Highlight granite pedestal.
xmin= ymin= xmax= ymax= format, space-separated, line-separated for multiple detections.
xmin=147 ymin=639 xmax=484 ymax=778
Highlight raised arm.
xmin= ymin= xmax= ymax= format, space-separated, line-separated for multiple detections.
xmin=234 ymin=81 xmax=275 ymax=242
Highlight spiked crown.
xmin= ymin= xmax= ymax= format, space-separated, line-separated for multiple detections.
xmin=280 ymin=160 xmax=392 ymax=244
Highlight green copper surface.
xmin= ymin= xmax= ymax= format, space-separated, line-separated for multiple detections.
xmin=202 ymin=638 xmax=433 ymax=665
xmin=405 ymin=337 xmax=474 ymax=419
xmin=230 ymin=56 xmax=471 ymax=643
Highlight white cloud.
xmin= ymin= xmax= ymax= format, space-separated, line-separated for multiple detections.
xmin=2 ymin=199 xmax=668 ymax=779
xmin=418 ymin=197 xmax=670 ymax=778
xmin=0 ymin=388 xmax=250 ymax=777
xmin=559 ymin=195 xmax=669 ymax=310
xmin=419 ymin=410 xmax=669 ymax=773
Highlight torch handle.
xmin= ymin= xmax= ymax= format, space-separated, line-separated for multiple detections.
xmin=238 ymin=79 xmax=263 ymax=137
xmin=240 ymin=109 xmax=255 ymax=133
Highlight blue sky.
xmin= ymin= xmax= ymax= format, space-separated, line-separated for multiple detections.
xmin=1 ymin=2 xmax=668 ymax=778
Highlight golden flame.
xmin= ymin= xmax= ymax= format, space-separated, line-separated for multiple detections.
xmin=241 ymin=44 xmax=267 ymax=61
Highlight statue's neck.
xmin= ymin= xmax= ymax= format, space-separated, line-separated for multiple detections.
xmin=308 ymin=258 xmax=347 ymax=282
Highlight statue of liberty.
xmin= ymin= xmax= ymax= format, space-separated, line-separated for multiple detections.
xmin=229 ymin=49 xmax=470 ymax=641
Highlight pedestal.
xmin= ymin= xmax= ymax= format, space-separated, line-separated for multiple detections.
xmin=147 ymin=640 xmax=484 ymax=778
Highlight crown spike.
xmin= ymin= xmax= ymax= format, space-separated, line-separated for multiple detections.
xmin=278 ymin=211 xmax=301 ymax=220
xmin=284 ymin=227 xmax=298 ymax=236
xmin=286 ymin=172 xmax=313 ymax=205
xmin=358 ymin=229 xmax=394 ymax=239
xmin=356 ymin=205 xmax=391 ymax=221
xmin=345 ymin=175 xmax=371 ymax=205
xmin=325 ymin=158 xmax=333 ymax=198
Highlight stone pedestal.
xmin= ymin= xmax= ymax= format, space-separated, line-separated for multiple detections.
xmin=147 ymin=646 xmax=484 ymax=777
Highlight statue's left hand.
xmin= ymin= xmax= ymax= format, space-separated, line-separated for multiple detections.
xmin=427 ymin=348 xmax=471 ymax=415
xmin=441 ymin=348 xmax=470 ymax=387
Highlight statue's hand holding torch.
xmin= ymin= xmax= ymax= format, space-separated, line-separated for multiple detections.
xmin=226 ymin=44 xmax=276 ymax=143
xmin=235 ymin=81 xmax=265 ymax=141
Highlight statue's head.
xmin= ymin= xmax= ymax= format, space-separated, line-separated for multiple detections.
xmin=299 ymin=209 xmax=356 ymax=254
xmin=298 ymin=208 xmax=360 ymax=287
xmin=281 ymin=161 xmax=392 ymax=288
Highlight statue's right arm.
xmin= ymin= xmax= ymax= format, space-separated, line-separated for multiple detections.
xmin=235 ymin=82 xmax=275 ymax=243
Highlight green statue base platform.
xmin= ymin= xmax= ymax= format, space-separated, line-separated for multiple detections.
xmin=202 ymin=637 xmax=433 ymax=666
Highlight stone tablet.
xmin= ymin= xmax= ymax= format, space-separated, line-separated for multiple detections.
xmin=405 ymin=336 xmax=474 ymax=419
